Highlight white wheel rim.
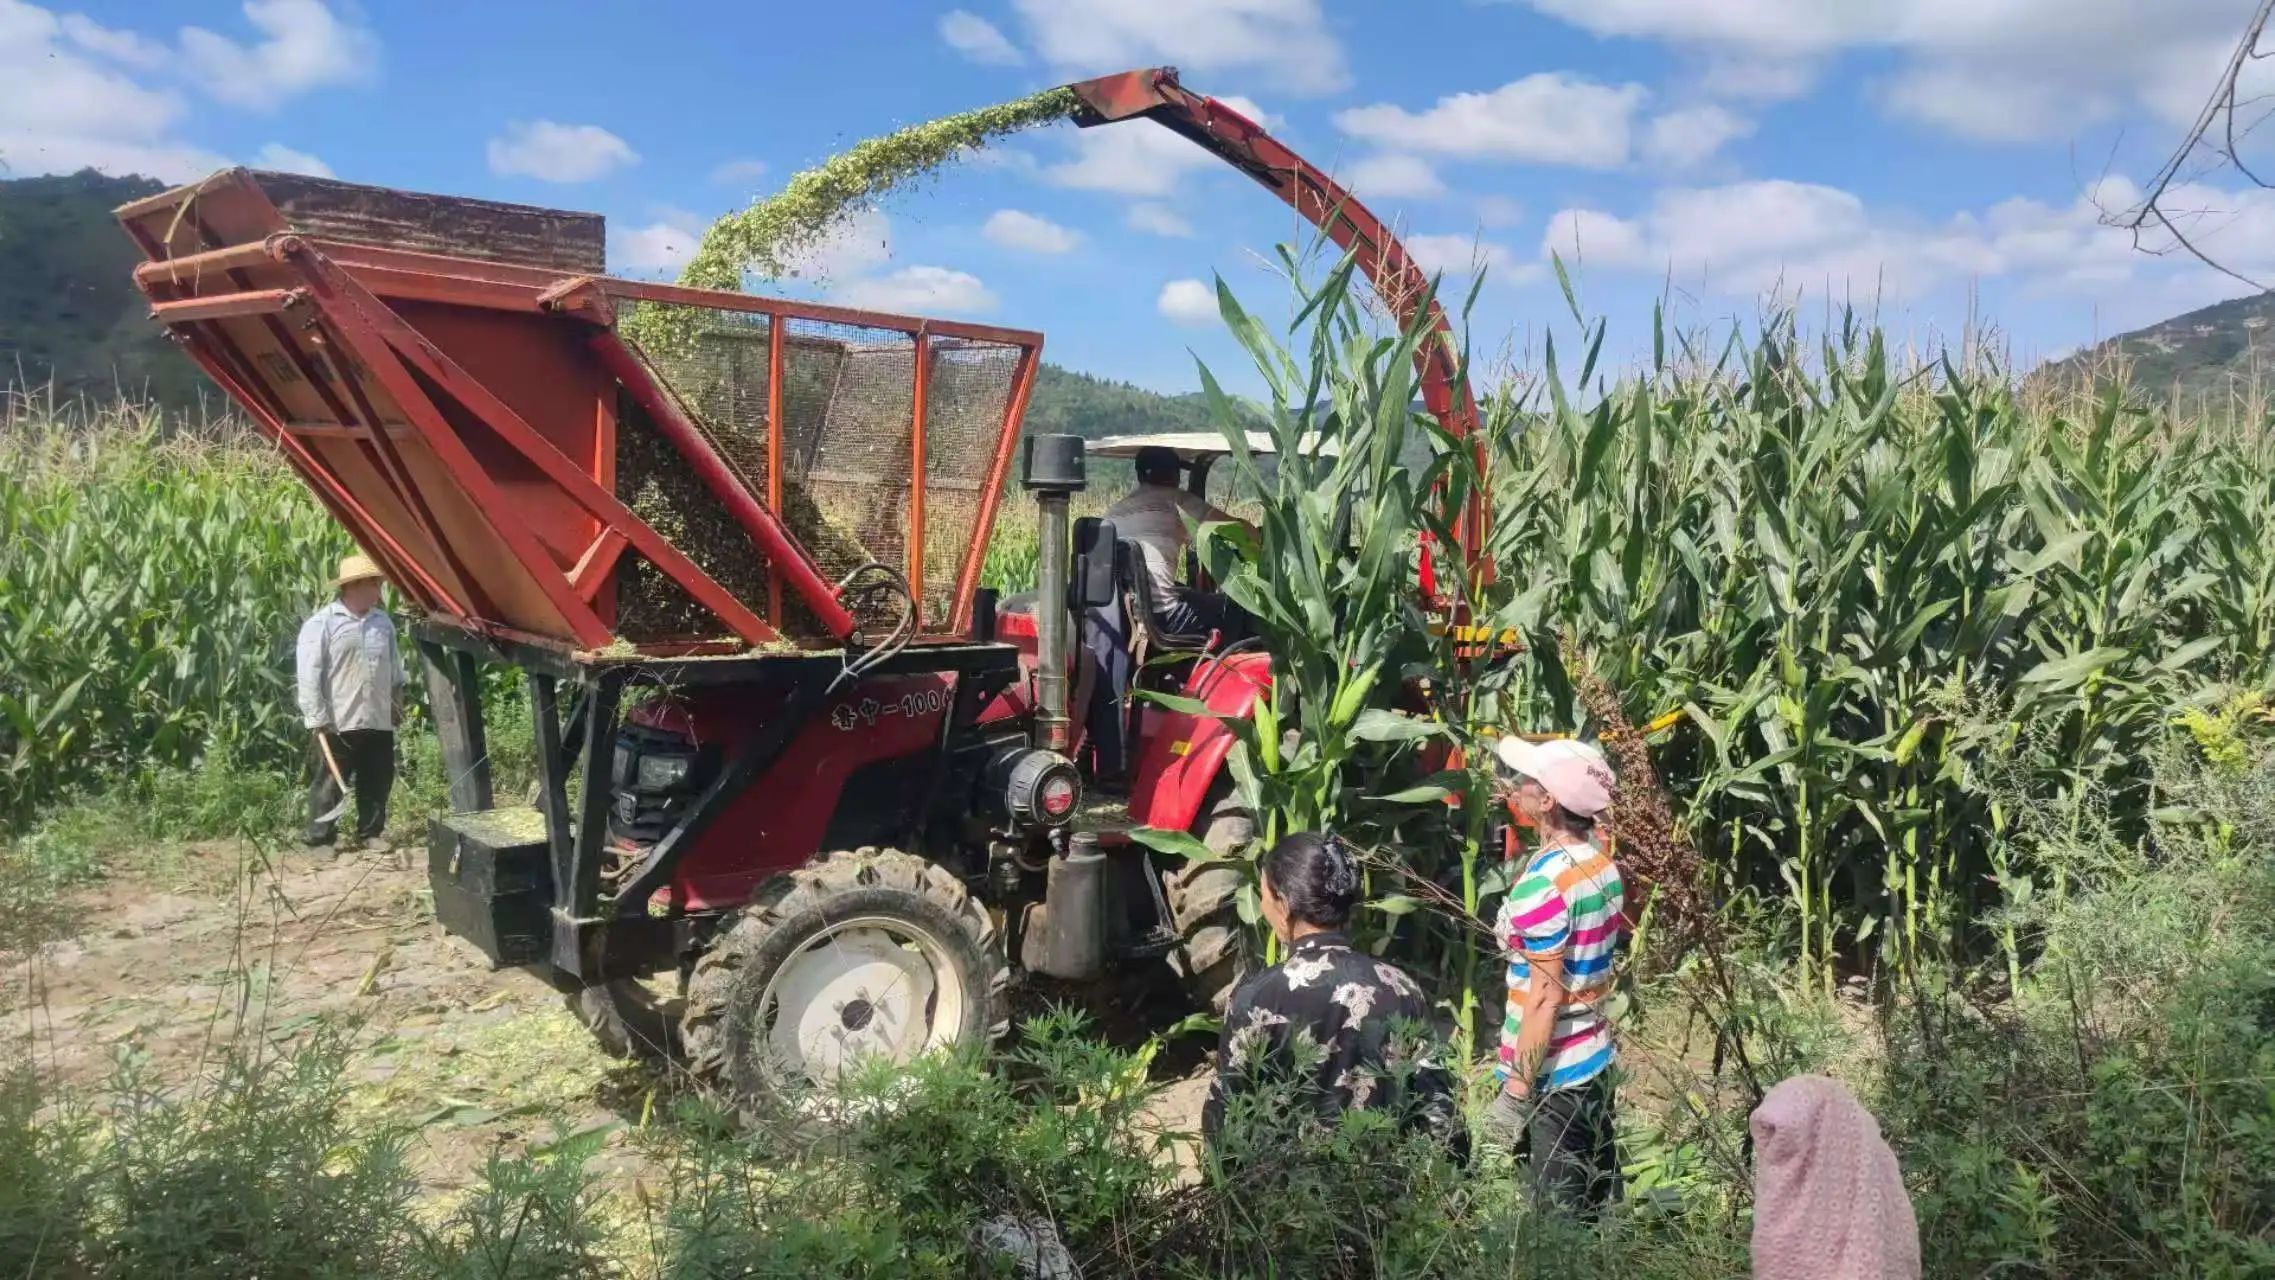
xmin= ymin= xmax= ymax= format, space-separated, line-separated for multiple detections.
xmin=752 ymin=914 xmax=967 ymax=1094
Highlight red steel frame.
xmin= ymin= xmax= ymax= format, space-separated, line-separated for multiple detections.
xmin=120 ymin=176 xmax=1042 ymax=655
xmin=1068 ymin=67 xmax=1489 ymax=591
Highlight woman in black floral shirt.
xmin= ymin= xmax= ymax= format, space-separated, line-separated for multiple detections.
xmin=1200 ymin=832 xmax=1465 ymax=1158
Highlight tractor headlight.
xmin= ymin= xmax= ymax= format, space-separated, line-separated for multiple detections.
xmin=635 ymin=753 xmax=692 ymax=790
xmin=985 ymin=747 xmax=1081 ymax=830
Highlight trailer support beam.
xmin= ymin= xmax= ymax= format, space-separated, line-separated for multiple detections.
xmin=418 ymin=639 xmax=494 ymax=813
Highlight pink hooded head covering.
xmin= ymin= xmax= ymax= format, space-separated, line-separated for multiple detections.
xmin=1750 ymin=1074 xmax=1920 ymax=1280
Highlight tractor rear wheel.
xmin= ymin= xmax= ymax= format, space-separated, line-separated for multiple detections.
xmin=679 ymin=847 xmax=1009 ymax=1125
xmin=1166 ymin=780 xmax=1255 ymax=1015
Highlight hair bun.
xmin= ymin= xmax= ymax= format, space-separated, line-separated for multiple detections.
xmin=1320 ymin=835 xmax=1362 ymax=897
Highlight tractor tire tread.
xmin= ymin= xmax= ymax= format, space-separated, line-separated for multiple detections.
xmin=1167 ymin=784 xmax=1254 ymax=1014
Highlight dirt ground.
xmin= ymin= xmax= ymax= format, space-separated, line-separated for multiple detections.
xmin=0 ymin=838 xmax=1220 ymax=1197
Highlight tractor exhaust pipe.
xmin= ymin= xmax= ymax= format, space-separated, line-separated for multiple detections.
xmin=1022 ymin=435 xmax=1086 ymax=753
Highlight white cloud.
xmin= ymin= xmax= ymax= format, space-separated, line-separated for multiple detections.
xmin=1511 ymin=0 xmax=2258 ymax=144
xmin=1406 ymin=233 xmax=1537 ymax=287
xmin=1157 ymin=278 xmax=1219 ymax=325
xmin=1334 ymin=73 xmax=1648 ymax=168
xmin=1641 ymin=104 xmax=1753 ymax=169
xmin=252 ymin=142 xmax=331 ymax=176
xmin=611 ymin=207 xmax=707 ymax=276
xmin=177 ymin=0 xmax=378 ymax=111
xmin=1541 ymin=207 xmax=1650 ymax=268
xmin=835 ymin=265 xmax=998 ymax=316
xmin=0 ymin=0 xmax=376 ymax=181
xmin=0 ymin=0 xmax=224 ymax=181
xmin=1515 ymin=0 xmax=1858 ymax=53
xmin=983 ymin=208 xmax=1081 ymax=254
xmin=1127 ymin=203 xmax=1195 ymax=237
xmin=939 ymin=10 xmax=1023 ymax=65
xmin=58 ymin=11 xmax=168 ymax=69
xmin=1477 ymin=195 xmax=1525 ymax=229
xmin=1697 ymin=54 xmax=1818 ymax=102
xmin=1874 ymin=64 xmax=2082 ymax=144
xmin=486 ymin=120 xmax=638 ymax=183
xmin=611 ymin=223 xmax=700 ymax=275
xmin=1341 ymin=153 xmax=1446 ymax=199
xmin=1047 ymin=94 xmax=1271 ymax=195
xmin=709 ymin=157 xmax=768 ymax=186
xmin=1528 ymin=175 xmax=2275 ymax=312
xmin=1009 ymin=0 xmax=1346 ymax=95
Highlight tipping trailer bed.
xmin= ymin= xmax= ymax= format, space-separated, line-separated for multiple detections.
xmin=118 ymin=168 xmax=1044 ymax=660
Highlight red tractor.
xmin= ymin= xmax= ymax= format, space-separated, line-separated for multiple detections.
xmin=118 ymin=68 xmax=1479 ymax=1114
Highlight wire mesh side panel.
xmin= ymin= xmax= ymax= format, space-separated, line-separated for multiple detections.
xmin=614 ymin=299 xmax=818 ymax=642
xmin=606 ymin=297 xmax=1030 ymax=643
xmin=781 ymin=319 xmax=914 ymax=634
xmin=923 ymin=339 xmax=1023 ymax=627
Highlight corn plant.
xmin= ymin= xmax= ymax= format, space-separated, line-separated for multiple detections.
xmin=0 ymin=410 xmax=346 ymax=827
xmin=1124 ymin=254 xmax=1473 ymax=970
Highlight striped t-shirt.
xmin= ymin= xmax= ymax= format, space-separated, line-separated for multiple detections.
xmin=1497 ymin=840 xmax=1625 ymax=1091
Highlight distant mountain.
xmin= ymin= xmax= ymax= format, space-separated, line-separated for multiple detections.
xmin=0 ymin=171 xmax=1223 ymax=446
xmin=1024 ymin=364 xmax=1225 ymax=441
xmin=0 ymin=170 xmax=215 ymax=409
xmin=2035 ymin=290 xmax=2275 ymax=406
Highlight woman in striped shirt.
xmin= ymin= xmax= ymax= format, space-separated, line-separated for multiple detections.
xmin=1483 ymin=736 xmax=1625 ymax=1216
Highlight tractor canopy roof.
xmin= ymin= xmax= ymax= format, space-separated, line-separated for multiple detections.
xmin=1086 ymin=431 xmax=1340 ymax=464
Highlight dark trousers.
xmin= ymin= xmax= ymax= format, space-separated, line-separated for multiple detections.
xmin=304 ymin=729 xmax=395 ymax=844
xmin=1158 ymin=587 xmax=1254 ymax=644
xmin=1517 ymin=1073 xmax=1620 ymax=1217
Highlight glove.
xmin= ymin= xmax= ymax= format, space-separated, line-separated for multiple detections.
xmin=1483 ymin=1087 xmax=1530 ymax=1148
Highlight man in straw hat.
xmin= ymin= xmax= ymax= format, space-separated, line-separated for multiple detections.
xmin=295 ymin=553 xmax=404 ymax=852
xmin=1482 ymin=735 xmax=1626 ymax=1216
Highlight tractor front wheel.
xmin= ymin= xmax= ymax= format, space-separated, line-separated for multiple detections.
xmin=564 ymin=979 xmax=680 ymax=1062
xmin=679 ymin=847 xmax=1009 ymax=1124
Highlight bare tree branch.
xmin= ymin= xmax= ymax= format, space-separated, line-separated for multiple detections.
xmin=2103 ymin=0 xmax=2275 ymax=288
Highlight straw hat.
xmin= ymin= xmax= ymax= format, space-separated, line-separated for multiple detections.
xmin=334 ymin=553 xmax=384 ymax=588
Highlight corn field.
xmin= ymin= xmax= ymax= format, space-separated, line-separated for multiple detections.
xmin=1469 ymin=306 xmax=2275 ymax=987
xmin=1170 ymin=263 xmax=2275 ymax=995
xmin=0 ymin=406 xmax=348 ymax=827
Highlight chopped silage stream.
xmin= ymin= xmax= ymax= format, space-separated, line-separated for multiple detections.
xmin=621 ymin=86 xmax=1076 ymax=358
xmin=681 ymin=86 xmax=1078 ymax=290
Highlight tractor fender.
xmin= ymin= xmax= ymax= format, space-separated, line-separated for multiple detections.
xmin=1126 ymin=650 xmax=1271 ymax=836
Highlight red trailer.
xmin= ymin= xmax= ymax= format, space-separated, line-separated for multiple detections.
xmin=119 ymin=67 xmax=1482 ymax=1116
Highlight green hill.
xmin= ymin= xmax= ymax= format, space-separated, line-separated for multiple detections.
xmin=0 ymin=170 xmax=214 ymax=410
xmin=0 ymin=170 xmax=1223 ymax=444
xmin=1023 ymin=364 xmax=1223 ymax=440
xmin=2033 ymin=290 xmax=2275 ymax=407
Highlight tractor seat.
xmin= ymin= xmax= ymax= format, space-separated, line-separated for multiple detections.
xmin=998 ymin=592 xmax=1036 ymax=617
xmin=1118 ymin=540 xmax=1211 ymax=652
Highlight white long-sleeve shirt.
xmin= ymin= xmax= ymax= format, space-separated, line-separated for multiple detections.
xmin=295 ymin=600 xmax=404 ymax=732
xmin=1104 ymin=484 xmax=1235 ymax=600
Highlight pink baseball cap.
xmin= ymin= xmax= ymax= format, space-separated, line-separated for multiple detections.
xmin=1493 ymin=736 xmax=1615 ymax=817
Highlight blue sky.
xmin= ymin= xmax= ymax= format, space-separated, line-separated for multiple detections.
xmin=8 ymin=0 xmax=2275 ymax=394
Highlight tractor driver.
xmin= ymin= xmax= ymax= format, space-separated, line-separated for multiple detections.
xmin=1105 ymin=445 xmax=1256 ymax=643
